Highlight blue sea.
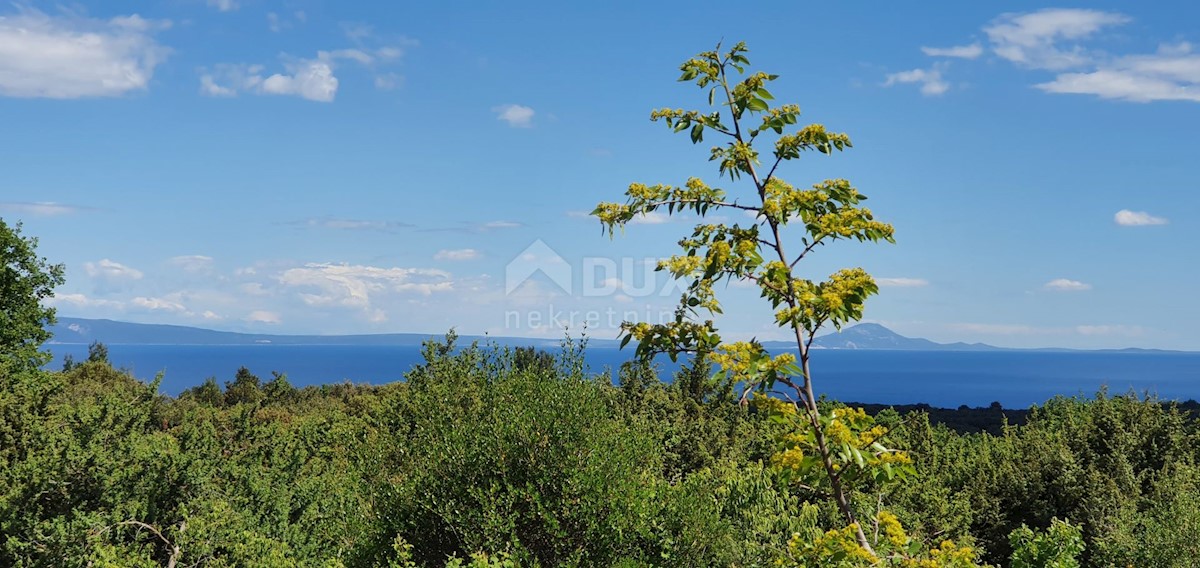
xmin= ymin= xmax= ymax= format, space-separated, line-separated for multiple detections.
xmin=44 ymin=344 xmax=1200 ymax=409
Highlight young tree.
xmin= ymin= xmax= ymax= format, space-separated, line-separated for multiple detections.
xmin=594 ymin=42 xmax=900 ymax=554
xmin=0 ymin=218 xmax=65 ymax=368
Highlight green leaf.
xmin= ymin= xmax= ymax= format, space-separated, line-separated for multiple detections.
xmin=746 ymin=98 xmax=769 ymax=112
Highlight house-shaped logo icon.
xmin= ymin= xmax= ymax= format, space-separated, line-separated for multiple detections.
xmin=505 ymin=239 xmax=572 ymax=295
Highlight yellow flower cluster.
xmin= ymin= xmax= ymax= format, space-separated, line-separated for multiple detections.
xmin=901 ymin=540 xmax=977 ymax=568
xmin=753 ymin=396 xmax=797 ymax=417
xmin=706 ymin=342 xmax=759 ymax=378
xmin=785 ymin=524 xmax=878 ymax=567
xmin=877 ymin=511 xmax=909 ymax=550
xmin=707 ymin=343 xmax=796 ymax=383
xmin=827 ymin=418 xmax=855 ymax=445
xmin=658 ymin=255 xmax=704 ymax=279
xmin=649 ymin=108 xmax=690 ymax=122
xmin=771 ymin=447 xmax=805 ymax=472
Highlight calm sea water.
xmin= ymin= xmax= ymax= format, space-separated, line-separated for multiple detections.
xmin=44 ymin=344 xmax=1200 ymax=408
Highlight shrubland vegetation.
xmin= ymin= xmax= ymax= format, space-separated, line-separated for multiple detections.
xmin=5 ymin=341 xmax=1200 ymax=566
xmin=4 ymin=43 xmax=1198 ymax=567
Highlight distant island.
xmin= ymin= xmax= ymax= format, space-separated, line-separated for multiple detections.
xmin=47 ymin=317 xmax=1181 ymax=353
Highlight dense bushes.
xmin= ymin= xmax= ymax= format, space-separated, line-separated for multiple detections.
xmin=3 ymin=338 xmax=1199 ymax=566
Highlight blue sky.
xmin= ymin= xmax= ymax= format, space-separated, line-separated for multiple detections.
xmin=2 ymin=1 xmax=1197 ymax=349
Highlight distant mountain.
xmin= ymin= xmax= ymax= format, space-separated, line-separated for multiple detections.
xmin=48 ymin=317 xmax=571 ymax=348
xmin=807 ymin=323 xmax=1001 ymax=351
xmin=50 ymin=317 xmax=1002 ymax=352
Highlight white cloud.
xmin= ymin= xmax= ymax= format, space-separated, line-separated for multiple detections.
xmin=629 ymin=211 xmax=671 ymax=225
xmin=434 ymin=249 xmax=481 ymax=261
xmin=341 ymin=22 xmax=374 ymax=43
xmin=246 ymin=310 xmax=281 ymax=324
xmin=1039 ymin=43 xmax=1200 ymax=103
xmin=323 ymin=48 xmax=374 ymax=65
xmin=482 ymin=220 xmax=522 ymax=230
xmin=0 ymin=8 xmax=169 ymax=99
xmin=266 ymin=11 xmax=307 ymax=33
xmin=493 ymin=104 xmax=535 ymax=128
xmin=199 ymin=74 xmax=236 ymax=97
xmin=207 ymin=0 xmax=238 ymax=12
xmin=131 ymin=296 xmax=187 ymax=312
xmin=921 ymin=43 xmax=983 ymax=59
xmin=1114 ymin=209 xmax=1169 ymax=226
xmin=1044 ymin=278 xmax=1092 ymax=291
xmin=202 ymin=41 xmax=413 ymax=102
xmin=375 ymin=72 xmax=402 ymax=90
xmin=84 ymin=259 xmax=143 ymax=282
xmin=168 ymin=255 xmax=214 ymax=273
xmin=0 ymin=201 xmax=88 ymax=216
xmin=877 ymin=277 xmax=929 ymax=288
xmin=288 ymin=216 xmax=413 ymax=231
xmin=47 ymin=292 xmax=122 ymax=309
xmin=884 ymin=65 xmax=950 ymax=96
xmin=278 ymin=263 xmax=453 ymax=320
xmin=240 ymin=282 xmax=269 ymax=296
xmin=1075 ymin=324 xmax=1146 ymax=336
xmin=200 ymin=58 xmax=337 ymax=103
xmin=984 ymin=8 xmax=1129 ymax=70
xmin=259 ymin=59 xmax=338 ymax=102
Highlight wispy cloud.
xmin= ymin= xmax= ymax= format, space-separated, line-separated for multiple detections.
xmin=285 ymin=216 xmax=414 ymax=232
xmin=84 ymin=259 xmax=144 ymax=282
xmin=278 ymin=262 xmax=453 ymax=322
xmin=422 ymin=220 xmax=524 ymax=233
xmin=984 ymin=8 xmax=1130 ymax=70
xmin=1039 ymin=43 xmax=1200 ymax=103
xmin=206 ymin=0 xmax=238 ymax=12
xmin=0 ymin=201 xmax=91 ymax=216
xmin=493 ymin=104 xmax=535 ymax=128
xmin=482 ymin=220 xmax=521 ymax=230
xmin=899 ymin=9 xmax=1200 ymax=104
xmin=884 ymin=64 xmax=950 ymax=96
xmin=168 ymin=255 xmax=215 ymax=274
xmin=200 ymin=58 xmax=338 ymax=102
xmin=200 ymin=37 xmax=414 ymax=102
xmin=1044 ymin=278 xmax=1092 ymax=291
xmin=47 ymin=292 xmax=123 ymax=309
xmin=1114 ymin=209 xmax=1169 ymax=226
xmin=246 ymin=310 xmax=281 ymax=324
xmin=877 ymin=277 xmax=930 ymax=288
xmin=131 ymin=296 xmax=188 ymax=313
xmin=0 ymin=8 xmax=169 ymax=99
xmin=434 ymin=249 xmax=481 ymax=261
xmin=629 ymin=211 xmax=671 ymax=225
xmin=1075 ymin=324 xmax=1146 ymax=336
xmin=921 ymin=43 xmax=983 ymax=59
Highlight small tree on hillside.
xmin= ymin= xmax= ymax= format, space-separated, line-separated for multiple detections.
xmin=594 ymin=43 xmax=969 ymax=564
xmin=0 ymin=218 xmax=65 ymax=368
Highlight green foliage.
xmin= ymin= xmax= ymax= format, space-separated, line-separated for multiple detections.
xmin=1009 ymin=518 xmax=1083 ymax=568
xmin=0 ymin=218 xmax=65 ymax=368
xmin=7 ymin=339 xmax=1200 ymax=567
xmin=377 ymin=335 xmax=662 ymax=566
